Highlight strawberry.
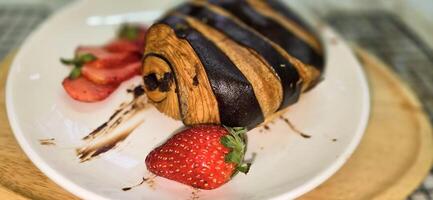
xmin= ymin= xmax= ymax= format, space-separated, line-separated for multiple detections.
xmin=76 ymin=47 xmax=141 ymax=69
xmin=75 ymin=46 xmax=109 ymax=59
xmin=117 ymin=24 xmax=147 ymax=47
xmin=62 ymin=76 xmax=118 ymax=102
xmin=145 ymin=125 xmax=251 ymax=190
xmin=104 ymin=39 xmax=142 ymax=53
xmin=60 ymin=23 xmax=147 ymax=102
xmin=60 ymin=53 xmax=98 ymax=79
xmin=81 ymin=62 xmax=142 ymax=85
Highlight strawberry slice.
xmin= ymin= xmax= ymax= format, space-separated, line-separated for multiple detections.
xmin=62 ymin=77 xmax=118 ymax=102
xmin=81 ymin=62 xmax=141 ymax=85
xmin=76 ymin=46 xmax=141 ymax=69
xmin=76 ymin=46 xmax=109 ymax=58
xmin=117 ymin=24 xmax=147 ymax=46
xmin=105 ymin=39 xmax=142 ymax=53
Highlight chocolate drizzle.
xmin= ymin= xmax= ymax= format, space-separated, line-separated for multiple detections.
xmin=39 ymin=138 xmax=56 ymax=146
xmin=133 ymin=85 xmax=145 ymax=98
xmin=190 ymin=188 xmax=201 ymax=200
xmin=77 ymin=89 xmax=149 ymax=162
xmin=279 ymin=116 xmax=311 ymax=138
xmin=122 ymin=177 xmax=148 ymax=191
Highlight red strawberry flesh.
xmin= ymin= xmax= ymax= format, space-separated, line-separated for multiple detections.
xmin=76 ymin=46 xmax=141 ymax=69
xmin=61 ymin=24 xmax=147 ymax=103
xmin=105 ymin=39 xmax=142 ymax=53
xmin=145 ymin=125 xmax=248 ymax=190
xmin=81 ymin=62 xmax=141 ymax=85
xmin=62 ymin=77 xmax=118 ymax=102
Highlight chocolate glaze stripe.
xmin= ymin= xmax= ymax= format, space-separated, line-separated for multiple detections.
xmin=158 ymin=15 xmax=264 ymax=129
xmin=182 ymin=14 xmax=283 ymax=118
xmin=247 ymin=0 xmax=322 ymax=54
xmin=175 ymin=3 xmax=302 ymax=110
xmin=265 ymin=0 xmax=315 ymax=36
xmin=207 ymin=0 xmax=324 ymax=72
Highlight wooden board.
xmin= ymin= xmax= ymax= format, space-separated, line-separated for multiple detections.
xmin=0 ymin=49 xmax=432 ymax=200
xmin=299 ymin=49 xmax=433 ymax=200
xmin=0 ymin=53 xmax=78 ymax=200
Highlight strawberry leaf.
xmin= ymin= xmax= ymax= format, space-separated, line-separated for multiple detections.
xmin=225 ymin=151 xmax=241 ymax=164
xmin=60 ymin=58 xmax=77 ymax=65
xmin=61 ymin=53 xmax=97 ymax=79
xmin=221 ymin=135 xmax=237 ymax=148
xmin=222 ymin=126 xmax=252 ymax=176
xmin=69 ymin=67 xmax=81 ymax=79
xmin=118 ymin=24 xmax=140 ymax=41
xmin=220 ymin=136 xmax=232 ymax=148
xmin=78 ymin=53 xmax=97 ymax=63
xmin=233 ymin=127 xmax=247 ymax=134
xmin=236 ymin=163 xmax=251 ymax=174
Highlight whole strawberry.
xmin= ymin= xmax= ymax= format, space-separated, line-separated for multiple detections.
xmin=145 ymin=125 xmax=250 ymax=190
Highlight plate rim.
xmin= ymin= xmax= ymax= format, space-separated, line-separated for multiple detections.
xmin=5 ymin=1 xmax=107 ymax=199
xmin=5 ymin=0 xmax=371 ymax=199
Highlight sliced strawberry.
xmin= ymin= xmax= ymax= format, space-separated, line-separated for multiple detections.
xmin=91 ymin=53 xmax=140 ymax=69
xmin=76 ymin=46 xmax=109 ymax=57
xmin=62 ymin=77 xmax=118 ymax=102
xmin=118 ymin=24 xmax=147 ymax=41
xmin=76 ymin=46 xmax=141 ymax=69
xmin=134 ymin=30 xmax=147 ymax=48
xmin=105 ymin=39 xmax=142 ymax=53
xmin=81 ymin=62 xmax=141 ymax=85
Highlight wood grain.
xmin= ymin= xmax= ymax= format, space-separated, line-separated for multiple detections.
xmin=299 ymin=49 xmax=433 ymax=200
xmin=0 ymin=49 xmax=432 ymax=199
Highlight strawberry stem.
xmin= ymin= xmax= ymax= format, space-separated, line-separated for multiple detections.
xmin=60 ymin=53 xmax=97 ymax=79
xmin=221 ymin=126 xmax=251 ymax=176
xmin=237 ymin=163 xmax=251 ymax=174
xmin=118 ymin=24 xmax=140 ymax=41
xmin=69 ymin=67 xmax=81 ymax=79
xmin=60 ymin=58 xmax=77 ymax=65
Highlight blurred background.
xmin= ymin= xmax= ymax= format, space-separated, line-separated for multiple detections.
xmin=0 ymin=0 xmax=432 ymax=199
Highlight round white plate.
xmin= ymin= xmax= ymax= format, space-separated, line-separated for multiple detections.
xmin=6 ymin=0 xmax=370 ymax=199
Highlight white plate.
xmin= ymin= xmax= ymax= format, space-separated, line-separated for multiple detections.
xmin=5 ymin=0 xmax=370 ymax=199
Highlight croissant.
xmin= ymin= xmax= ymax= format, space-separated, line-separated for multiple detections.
xmin=141 ymin=0 xmax=324 ymax=129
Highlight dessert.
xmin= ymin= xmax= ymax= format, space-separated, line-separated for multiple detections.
xmin=142 ymin=0 xmax=324 ymax=129
xmin=71 ymin=0 xmax=326 ymax=190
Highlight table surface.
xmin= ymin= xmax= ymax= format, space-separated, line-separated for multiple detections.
xmin=326 ymin=13 xmax=433 ymax=200
xmin=0 ymin=2 xmax=432 ymax=200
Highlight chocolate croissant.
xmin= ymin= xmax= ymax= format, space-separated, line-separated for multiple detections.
xmin=142 ymin=0 xmax=324 ymax=129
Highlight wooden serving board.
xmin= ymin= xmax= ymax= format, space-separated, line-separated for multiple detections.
xmin=0 ymin=49 xmax=432 ymax=200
